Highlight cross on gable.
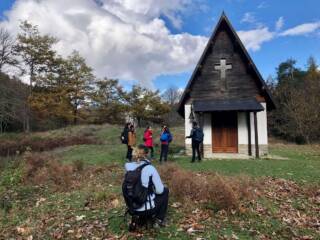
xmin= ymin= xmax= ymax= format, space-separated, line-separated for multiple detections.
xmin=214 ymin=59 xmax=232 ymax=90
xmin=214 ymin=59 xmax=232 ymax=79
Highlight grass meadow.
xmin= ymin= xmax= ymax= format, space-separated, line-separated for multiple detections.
xmin=0 ymin=124 xmax=319 ymax=239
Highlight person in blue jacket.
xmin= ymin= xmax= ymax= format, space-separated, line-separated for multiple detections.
xmin=159 ymin=126 xmax=172 ymax=163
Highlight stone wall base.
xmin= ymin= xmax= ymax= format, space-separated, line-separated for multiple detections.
xmin=185 ymin=144 xmax=268 ymax=158
xmin=238 ymin=144 xmax=268 ymax=156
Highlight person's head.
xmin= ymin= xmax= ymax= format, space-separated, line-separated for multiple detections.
xmin=145 ymin=125 xmax=152 ymax=132
xmin=192 ymin=121 xmax=198 ymax=128
xmin=129 ymin=124 xmax=135 ymax=131
xmin=125 ymin=122 xmax=131 ymax=128
xmin=132 ymin=144 xmax=149 ymax=161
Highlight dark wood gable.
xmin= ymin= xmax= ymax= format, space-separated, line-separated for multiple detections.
xmin=178 ymin=12 xmax=275 ymax=117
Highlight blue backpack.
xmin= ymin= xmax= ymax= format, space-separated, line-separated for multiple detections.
xmin=160 ymin=132 xmax=173 ymax=142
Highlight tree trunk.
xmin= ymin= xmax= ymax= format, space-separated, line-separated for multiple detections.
xmin=137 ymin=117 xmax=141 ymax=128
xmin=73 ymin=107 xmax=78 ymax=125
xmin=0 ymin=119 xmax=3 ymax=134
xmin=25 ymin=63 xmax=34 ymax=133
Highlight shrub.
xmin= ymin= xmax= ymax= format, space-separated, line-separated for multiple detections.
xmin=159 ymin=163 xmax=254 ymax=211
xmin=0 ymin=136 xmax=100 ymax=157
xmin=23 ymin=153 xmax=74 ymax=190
xmin=72 ymin=159 xmax=84 ymax=172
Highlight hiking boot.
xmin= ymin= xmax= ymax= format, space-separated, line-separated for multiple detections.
xmin=153 ymin=218 xmax=166 ymax=228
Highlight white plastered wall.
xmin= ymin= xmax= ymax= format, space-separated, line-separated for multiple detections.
xmin=185 ymin=105 xmax=212 ymax=145
xmin=237 ymin=102 xmax=268 ymax=145
xmin=202 ymin=113 xmax=212 ymax=145
xmin=184 ymin=104 xmax=192 ymax=145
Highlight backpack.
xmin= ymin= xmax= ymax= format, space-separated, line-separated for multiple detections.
xmin=194 ymin=128 xmax=204 ymax=142
xmin=168 ymin=133 xmax=173 ymax=143
xmin=121 ymin=129 xmax=128 ymax=144
xmin=160 ymin=132 xmax=168 ymax=142
xmin=122 ymin=162 xmax=151 ymax=213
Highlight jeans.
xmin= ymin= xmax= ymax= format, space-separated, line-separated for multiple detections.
xmin=160 ymin=144 xmax=169 ymax=162
xmin=192 ymin=141 xmax=201 ymax=161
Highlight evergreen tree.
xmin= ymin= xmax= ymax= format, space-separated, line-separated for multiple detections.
xmin=15 ymin=21 xmax=57 ymax=131
xmin=125 ymin=85 xmax=170 ymax=127
xmin=64 ymin=51 xmax=94 ymax=125
xmin=91 ymin=78 xmax=127 ymax=124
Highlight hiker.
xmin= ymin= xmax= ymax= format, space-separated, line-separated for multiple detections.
xmin=143 ymin=126 xmax=154 ymax=159
xmin=127 ymin=124 xmax=136 ymax=162
xmin=159 ymin=126 xmax=172 ymax=163
xmin=121 ymin=122 xmax=130 ymax=144
xmin=186 ymin=121 xmax=204 ymax=162
xmin=123 ymin=144 xmax=169 ymax=229
xmin=121 ymin=123 xmax=130 ymax=160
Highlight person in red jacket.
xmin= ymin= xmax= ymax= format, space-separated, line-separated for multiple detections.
xmin=143 ymin=126 xmax=154 ymax=159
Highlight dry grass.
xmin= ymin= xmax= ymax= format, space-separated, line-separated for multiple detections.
xmin=23 ymin=153 xmax=75 ymax=190
xmin=0 ymin=136 xmax=100 ymax=157
xmin=159 ymin=163 xmax=255 ymax=210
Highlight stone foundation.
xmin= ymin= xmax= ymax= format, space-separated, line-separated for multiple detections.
xmin=186 ymin=144 xmax=212 ymax=157
xmin=238 ymin=144 xmax=268 ymax=156
xmin=185 ymin=144 xmax=192 ymax=156
xmin=186 ymin=144 xmax=268 ymax=158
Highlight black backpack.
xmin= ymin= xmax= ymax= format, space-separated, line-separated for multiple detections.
xmin=122 ymin=162 xmax=151 ymax=213
xmin=120 ymin=129 xmax=128 ymax=144
xmin=194 ymin=128 xmax=204 ymax=142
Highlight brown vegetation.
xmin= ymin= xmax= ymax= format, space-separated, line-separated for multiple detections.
xmin=159 ymin=163 xmax=255 ymax=210
xmin=23 ymin=153 xmax=75 ymax=190
xmin=0 ymin=135 xmax=100 ymax=157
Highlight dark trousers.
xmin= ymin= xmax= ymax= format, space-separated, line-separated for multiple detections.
xmin=154 ymin=187 xmax=169 ymax=221
xmin=147 ymin=146 xmax=154 ymax=159
xmin=127 ymin=145 xmax=133 ymax=161
xmin=160 ymin=144 xmax=168 ymax=162
xmin=133 ymin=188 xmax=169 ymax=221
xmin=192 ymin=141 xmax=201 ymax=162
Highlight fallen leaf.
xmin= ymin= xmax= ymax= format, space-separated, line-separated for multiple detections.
xmin=76 ymin=215 xmax=85 ymax=221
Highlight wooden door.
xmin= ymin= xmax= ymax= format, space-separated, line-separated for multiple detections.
xmin=212 ymin=112 xmax=238 ymax=153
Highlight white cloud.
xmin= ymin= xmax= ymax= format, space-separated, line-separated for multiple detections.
xmin=257 ymin=2 xmax=267 ymax=9
xmin=237 ymin=27 xmax=274 ymax=51
xmin=0 ymin=0 xmax=208 ymax=87
xmin=275 ymin=16 xmax=284 ymax=31
xmin=241 ymin=12 xmax=256 ymax=24
xmin=280 ymin=21 xmax=320 ymax=36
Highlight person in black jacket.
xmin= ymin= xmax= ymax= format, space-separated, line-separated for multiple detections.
xmin=121 ymin=123 xmax=131 ymax=161
xmin=186 ymin=122 xmax=204 ymax=162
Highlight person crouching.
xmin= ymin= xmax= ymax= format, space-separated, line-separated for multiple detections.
xmin=122 ymin=144 xmax=169 ymax=229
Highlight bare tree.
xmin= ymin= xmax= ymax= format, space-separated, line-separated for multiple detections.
xmin=162 ymin=86 xmax=182 ymax=106
xmin=162 ymin=86 xmax=183 ymax=126
xmin=0 ymin=73 xmax=26 ymax=133
xmin=0 ymin=27 xmax=18 ymax=72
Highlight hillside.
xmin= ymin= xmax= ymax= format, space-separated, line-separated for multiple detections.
xmin=0 ymin=124 xmax=319 ymax=239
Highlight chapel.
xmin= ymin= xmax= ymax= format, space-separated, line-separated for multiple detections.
xmin=178 ymin=12 xmax=275 ymax=158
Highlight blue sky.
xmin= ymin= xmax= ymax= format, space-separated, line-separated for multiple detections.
xmin=156 ymin=0 xmax=320 ymax=90
xmin=1 ymin=0 xmax=319 ymax=91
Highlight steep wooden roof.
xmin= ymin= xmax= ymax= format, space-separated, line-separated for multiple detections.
xmin=177 ymin=12 xmax=275 ymax=117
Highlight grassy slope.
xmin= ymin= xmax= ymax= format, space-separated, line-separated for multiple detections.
xmin=53 ymin=125 xmax=320 ymax=183
xmin=0 ymin=124 xmax=319 ymax=239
